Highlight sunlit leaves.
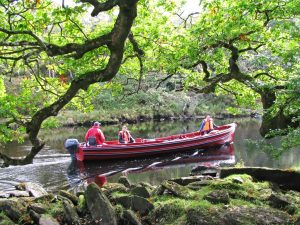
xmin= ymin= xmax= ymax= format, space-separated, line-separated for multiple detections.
xmin=0 ymin=76 xmax=6 ymax=98
xmin=0 ymin=86 xmax=26 ymax=143
xmin=126 ymin=0 xmax=187 ymax=78
xmin=183 ymin=70 xmax=206 ymax=88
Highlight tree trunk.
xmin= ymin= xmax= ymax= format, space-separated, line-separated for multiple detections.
xmin=0 ymin=0 xmax=138 ymax=167
xmin=259 ymin=91 xmax=297 ymax=136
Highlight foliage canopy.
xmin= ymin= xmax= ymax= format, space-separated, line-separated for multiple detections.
xmin=0 ymin=0 xmax=299 ymax=165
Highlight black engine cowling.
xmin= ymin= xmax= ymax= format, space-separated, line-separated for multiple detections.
xmin=64 ymin=139 xmax=79 ymax=159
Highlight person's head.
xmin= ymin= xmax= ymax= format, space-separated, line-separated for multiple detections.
xmin=122 ymin=125 xmax=128 ymax=131
xmin=206 ymin=115 xmax=211 ymax=119
xmin=93 ymin=121 xmax=101 ymax=127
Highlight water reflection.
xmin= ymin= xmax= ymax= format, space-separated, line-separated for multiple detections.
xmin=66 ymin=144 xmax=235 ymax=191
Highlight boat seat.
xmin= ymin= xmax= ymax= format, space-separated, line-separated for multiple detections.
xmin=88 ymin=137 xmax=97 ymax=146
xmin=135 ymin=138 xmax=143 ymax=143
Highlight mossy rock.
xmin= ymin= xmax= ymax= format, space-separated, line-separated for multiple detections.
xmin=268 ymin=193 xmax=290 ymax=209
xmin=58 ymin=190 xmax=78 ymax=205
xmin=85 ymin=183 xmax=117 ymax=225
xmin=139 ymin=182 xmax=155 ymax=191
xmin=186 ymin=208 xmax=214 ymax=225
xmin=186 ymin=180 xmax=214 ymax=190
xmin=285 ymin=190 xmax=300 ymax=205
xmin=131 ymin=186 xmax=151 ymax=198
xmin=62 ymin=200 xmax=81 ymax=225
xmin=45 ymin=199 xmax=64 ymax=219
xmin=118 ymin=176 xmax=131 ymax=188
xmin=33 ymin=194 xmax=55 ymax=203
xmin=224 ymin=174 xmax=253 ymax=183
xmin=224 ymin=206 xmax=294 ymax=225
xmin=0 ymin=199 xmax=25 ymax=223
xmin=28 ymin=202 xmax=48 ymax=214
xmin=39 ymin=214 xmax=60 ymax=225
xmin=161 ymin=181 xmax=192 ymax=199
xmin=220 ymin=168 xmax=300 ymax=192
xmin=123 ymin=209 xmax=142 ymax=225
xmin=150 ymin=200 xmax=185 ymax=224
xmin=170 ymin=175 xmax=213 ymax=186
xmin=209 ymin=176 xmax=271 ymax=203
xmin=186 ymin=205 xmax=294 ymax=225
xmin=28 ymin=209 xmax=40 ymax=224
xmin=103 ymin=182 xmax=129 ymax=195
xmin=113 ymin=204 xmax=124 ymax=222
xmin=0 ymin=212 xmax=15 ymax=225
xmin=204 ymin=190 xmax=230 ymax=204
xmin=113 ymin=195 xmax=154 ymax=215
xmin=15 ymin=182 xmax=48 ymax=197
xmin=153 ymin=185 xmax=165 ymax=196
xmin=209 ymin=179 xmax=243 ymax=191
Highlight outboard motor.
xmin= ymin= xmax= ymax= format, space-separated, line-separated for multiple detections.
xmin=65 ymin=139 xmax=79 ymax=160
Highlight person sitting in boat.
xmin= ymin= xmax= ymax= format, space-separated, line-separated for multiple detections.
xmin=85 ymin=121 xmax=105 ymax=145
xmin=199 ymin=115 xmax=216 ymax=135
xmin=118 ymin=125 xmax=135 ymax=144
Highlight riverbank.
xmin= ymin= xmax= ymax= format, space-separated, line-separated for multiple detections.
xmin=45 ymin=109 xmax=252 ymax=129
xmin=42 ymin=91 xmax=256 ymax=128
xmin=1 ymin=167 xmax=299 ymax=225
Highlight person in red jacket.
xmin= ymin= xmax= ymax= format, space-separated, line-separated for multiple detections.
xmin=118 ymin=125 xmax=135 ymax=144
xmin=85 ymin=122 xmax=105 ymax=145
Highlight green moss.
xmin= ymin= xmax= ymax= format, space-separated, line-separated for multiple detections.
xmin=114 ymin=204 xmax=124 ymax=219
xmin=0 ymin=212 xmax=15 ymax=225
xmin=150 ymin=192 xmax=223 ymax=225
xmin=78 ymin=194 xmax=86 ymax=210
xmin=188 ymin=199 xmax=215 ymax=209
xmin=111 ymin=191 xmax=130 ymax=198
xmin=45 ymin=200 xmax=64 ymax=219
xmin=205 ymin=174 xmax=271 ymax=204
xmin=18 ymin=213 xmax=33 ymax=225
xmin=189 ymin=186 xmax=215 ymax=200
xmin=224 ymin=174 xmax=253 ymax=182
xmin=210 ymin=179 xmax=244 ymax=190
xmin=150 ymin=198 xmax=186 ymax=224
xmin=285 ymin=190 xmax=300 ymax=217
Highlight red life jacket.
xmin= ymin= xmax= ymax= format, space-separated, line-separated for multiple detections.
xmin=119 ymin=130 xmax=130 ymax=142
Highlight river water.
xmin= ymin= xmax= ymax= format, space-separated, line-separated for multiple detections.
xmin=0 ymin=118 xmax=299 ymax=193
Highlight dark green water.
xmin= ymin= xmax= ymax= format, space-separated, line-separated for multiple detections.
xmin=0 ymin=118 xmax=299 ymax=192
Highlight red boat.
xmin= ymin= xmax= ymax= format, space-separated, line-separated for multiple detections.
xmin=65 ymin=123 xmax=237 ymax=161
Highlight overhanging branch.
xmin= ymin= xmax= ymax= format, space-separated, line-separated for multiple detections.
xmin=0 ymin=0 xmax=139 ymax=166
xmin=0 ymin=27 xmax=47 ymax=50
xmin=80 ymin=0 xmax=119 ymax=17
xmin=46 ymin=33 xmax=112 ymax=58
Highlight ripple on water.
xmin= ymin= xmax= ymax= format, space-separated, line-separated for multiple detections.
xmin=0 ymin=156 xmax=72 ymax=192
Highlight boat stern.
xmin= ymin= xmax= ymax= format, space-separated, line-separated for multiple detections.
xmin=75 ymin=145 xmax=85 ymax=161
xmin=64 ymin=138 xmax=85 ymax=161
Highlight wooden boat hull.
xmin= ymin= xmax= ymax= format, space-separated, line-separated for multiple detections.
xmin=71 ymin=123 xmax=237 ymax=161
